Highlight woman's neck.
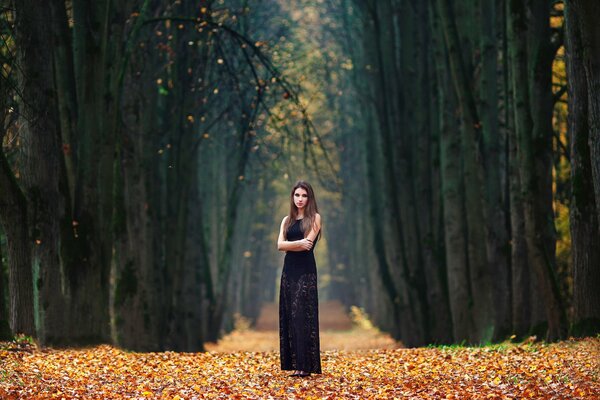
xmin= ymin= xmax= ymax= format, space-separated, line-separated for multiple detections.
xmin=297 ymin=211 xmax=305 ymax=219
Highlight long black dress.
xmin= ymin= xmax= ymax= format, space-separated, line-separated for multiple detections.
xmin=279 ymin=218 xmax=322 ymax=374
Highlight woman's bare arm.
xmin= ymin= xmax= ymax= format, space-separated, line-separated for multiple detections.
xmin=277 ymin=216 xmax=313 ymax=252
xmin=305 ymin=213 xmax=321 ymax=245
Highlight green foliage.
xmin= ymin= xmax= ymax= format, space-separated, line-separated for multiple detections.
xmin=426 ymin=340 xmax=545 ymax=353
xmin=12 ymin=334 xmax=34 ymax=345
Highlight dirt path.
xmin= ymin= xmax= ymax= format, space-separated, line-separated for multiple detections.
xmin=206 ymin=300 xmax=400 ymax=352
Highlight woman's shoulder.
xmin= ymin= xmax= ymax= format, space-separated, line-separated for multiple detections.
xmin=281 ymin=215 xmax=289 ymax=224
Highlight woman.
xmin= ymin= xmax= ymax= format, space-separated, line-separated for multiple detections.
xmin=277 ymin=180 xmax=322 ymax=377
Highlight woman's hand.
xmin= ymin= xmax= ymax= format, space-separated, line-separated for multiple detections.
xmin=298 ymin=238 xmax=313 ymax=251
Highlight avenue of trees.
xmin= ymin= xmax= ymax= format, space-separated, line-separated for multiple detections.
xmin=322 ymin=0 xmax=600 ymax=346
xmin=0 ymin=0 xmax=317 ymax=350
xmin=1 ymin=0 xmax=599 ymax=351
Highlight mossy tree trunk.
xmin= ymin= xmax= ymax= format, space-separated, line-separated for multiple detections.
xmin=13 ymin=0 xmax=64 ymax=341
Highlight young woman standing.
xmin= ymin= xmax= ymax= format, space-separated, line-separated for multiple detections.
xmin=277 ymin=180 xmax=322 ymax=377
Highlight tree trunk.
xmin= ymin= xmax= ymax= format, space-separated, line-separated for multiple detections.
xmin=437 ymin=0 xmax=493 ymax=342
xmin=566 ymin=1 xmax=600 ymax=228
xmin=113 ymin=75 xmax=161 ymax=350
xmin=0 ymin=230 xmax=12 ymax=339
xmin=49 ymin=0 xmax=78 ymax=207
xmin=370 ymin=0 xmax=427 ymax=346
xmin=507 ymin=0 xmax=567 ymax=341
xmin=14 ymin=0 xmax=70 ymax=341
xmin=479 ymin=0 xmax=511 ymax=341
xmin=0 ymin=151 xmax=34 ymax=337
xmin=507 ymin=84 xmax=531 ymax=338
xmin=565 ymin=0 xmax=600 ymax=336
xmin=60 ymin=0 xmax=130 ymax=344
xmin=181 ymin=165 xmax=205 ymax=351
xmin=439 ymin=80 xmax=474 ymax=344
xmin=395 ymin=0 xmax=434 ymax=346
xmin=431 ymin=2 xmax=473 ymax=344
xmin=357 ymin=2 xmax=403 ymax=342
xmin=421 ymin=1 xmax=452 ymax=344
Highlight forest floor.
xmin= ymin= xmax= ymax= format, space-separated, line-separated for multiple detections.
xmin=0 ymin=305 xmax=598 ymax=399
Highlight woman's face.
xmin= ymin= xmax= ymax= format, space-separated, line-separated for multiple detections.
xmin=293 ymin=188 xmax=309 ymax=210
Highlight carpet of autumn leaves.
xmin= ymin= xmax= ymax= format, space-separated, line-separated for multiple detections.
xmin=0 ymin=330 xmax=598 ymax=399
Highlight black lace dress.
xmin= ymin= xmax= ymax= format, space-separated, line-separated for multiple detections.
xmin=279 ymin=218 xmax=322 ymax=374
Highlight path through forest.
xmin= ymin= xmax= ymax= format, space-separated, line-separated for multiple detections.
xmin=205 ymin=301 xmax=401 ymax=352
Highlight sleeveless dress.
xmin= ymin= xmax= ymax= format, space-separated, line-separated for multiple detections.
xmin=279 ymin=218 xmax=322 ymax=374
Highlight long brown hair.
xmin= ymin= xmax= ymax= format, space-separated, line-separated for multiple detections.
xmin=284 ymin=180 xmax=321 ymax=240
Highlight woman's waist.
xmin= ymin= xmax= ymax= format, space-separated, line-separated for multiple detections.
xmin=284 ymin=250 xmax=315 ymax=260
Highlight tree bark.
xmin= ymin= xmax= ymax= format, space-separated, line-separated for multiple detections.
xmin=422 ymin=0 xmax=453 ymax=344
xmin=566 ymin=1 xmax=600 ymax=228
xmin=565 ymin=0 xmax=600 ymax=336
xmin=113 ymin=68 xmax=161 ymax=350
xmin=0 ymin=230 xmax=12 ymax=339
xmin=356 ymin=1 xmax=406 ymax=343
xmin=506 ymin=81 xmax=531 ymax=338
xmin=0 ymin=151 xmax=34 ymax=337
xmin=507 ymin=0 xmax=567 ymax=341
xmin=479 ymin=0 xmax=511 ymax=341
xmin=14 ymin=0 xmax=69 ymax=341
xmin=439 ymin=82 xmax=475 ymax=344
xmin=60 ymin=0 xmax=130 ymax=344
xmin=430 ymin=2 xmax=473 ymax=344
xmin=370 ymin=0 xmax=428 ymax=346
xmin=437 ymin=0 xmax=494 ymax=342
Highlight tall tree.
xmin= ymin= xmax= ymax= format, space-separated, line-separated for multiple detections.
xmin=565 ymin=0 xmax=600 ymax=336
xmin=10 ymin=0 xmax=63 ymax=340
xmin=479 ymin=0 xmax=511 ymax=341
xmin=436 ymin=0 xmax=494 ymax=342
xmin=507 ymin=0 xmax=567 ymax=340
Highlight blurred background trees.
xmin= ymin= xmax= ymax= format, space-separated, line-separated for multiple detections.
xmin=0 ymin=0 xmax=598 ymax=351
